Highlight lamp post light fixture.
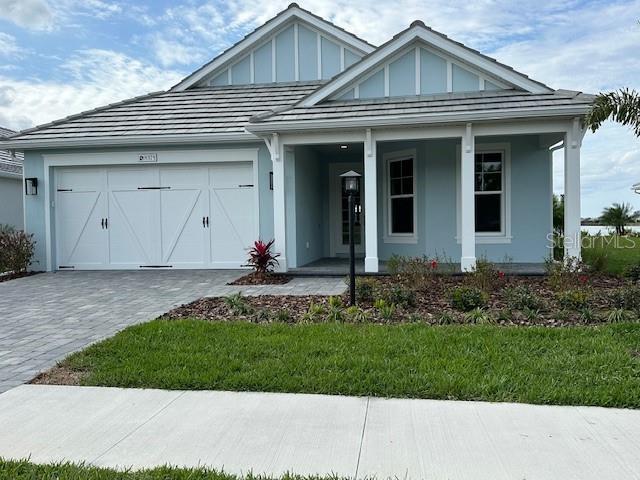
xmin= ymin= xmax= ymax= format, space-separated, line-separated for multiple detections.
xmin=340 ymin=170 xmax=361 ymax=306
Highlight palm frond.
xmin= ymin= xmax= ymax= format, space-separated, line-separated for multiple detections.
xmin=586 ymin=88 xmax=640 ymax=136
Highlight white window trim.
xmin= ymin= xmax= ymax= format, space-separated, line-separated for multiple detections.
xmin=455 ymin=142 xmax=512 ymax=244
xmin=383 ymin=149 xmax=418 ymax=244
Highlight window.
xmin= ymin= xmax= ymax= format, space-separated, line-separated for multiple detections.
xmin=388 ymin=156 xmax=415 ymax=235
xmin=474 ymin=152 xmax=503 ymax=233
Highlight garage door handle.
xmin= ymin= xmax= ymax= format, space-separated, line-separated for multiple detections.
xmin=202 ymin=217 xmax=206 ymax=228
xmin=101 ymin=218 xmax=105 ymax=229
xmin=206 ymin=216 xmax=209 ymax=227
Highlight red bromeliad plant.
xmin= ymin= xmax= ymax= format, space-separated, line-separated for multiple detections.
xmin=247 ymin=239 xmax=280 ymax=275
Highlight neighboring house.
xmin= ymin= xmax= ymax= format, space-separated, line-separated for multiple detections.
xmin=0 ymin=4 xmax=593 ymax=272
xmin=0 ymin=127 xmax=24 ymax=229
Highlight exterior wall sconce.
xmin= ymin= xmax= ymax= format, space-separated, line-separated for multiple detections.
xmin=269 ymin=171 xmax=273 ymax=190
xmin=24 ymin=177 xmax=38 ymax=196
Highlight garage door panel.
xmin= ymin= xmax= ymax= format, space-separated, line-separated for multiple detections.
xmin=160 ymin=189 xmax=207 ymax=266
xmin=56 ymin=191 xmax=107 ymax=268
xmin=108 ymin=190 xmax=161 ymax=266
xmin=210 ymin=188 xmax=255 ymax=266
xmin=210 ymin=162 xmax=253 ymax=189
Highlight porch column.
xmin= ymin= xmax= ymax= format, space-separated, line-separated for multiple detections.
xmin=564 ymin=117 xmax=583 ymax=261
xmin=460 ymin=123 xmax=476 ymax=271
xmin=269 ymin=133 xmax=288 ymax=272
xmin=364 ymin=129 xmax=379 ymax=272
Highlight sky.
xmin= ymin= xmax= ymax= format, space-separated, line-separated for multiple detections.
xmin=0 ymin=0 xmax=638 ymax=218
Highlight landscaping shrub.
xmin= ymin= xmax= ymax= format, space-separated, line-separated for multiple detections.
xmin=355 ymin=277 xmax=377 ymax=302
xmin=386 ymin=254 xmax=448 ymax=288
xmin=504 ymin=285 xmax=545 ymax=311
xmin=465 ymin=307 xmax=493 ymax=324
xmin=246 ymin=239 xmax=279 ymax=274
xmin=0 ymin=227 xmax=35 ymax=273
xmin=582 ymin=244 xmax=610 ymax=274
xmin=384 ymin=284 xmax=416 ymax=308
xmin=606 ymin=308 xmax=632 ymax=323
xmin=465 ymin=257 xmax=503 ymax=291
xmin=544 ymin=256 xmax=585 ymax=290
xmin=449 ymin=286 xmax=488 ymax=312
xmin=302 ymin=302 xmax=325 ymax=322
xmin=555 ymin=289 xmax=591 ymax=311
xmin=608 ymin=285 xmax=640 ymax=311
xmin=223 ymin=293 xmax=253 ymax=316
xmin=373 ymin=298 xmax=396 ymax=320
xmin=624 ymin=262 xmax=640 ymax=283
xmin=345 ymin=306 xmax=371 ymax=323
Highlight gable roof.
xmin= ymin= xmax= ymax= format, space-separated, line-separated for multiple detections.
xmin=3 ymin=82 xmax=321 ymax=149
xmin=247 ymin=90 xmax=595 ymax=132
xmin=299 ymin=21 xmax=553 ymax=107
xmin=171 ymin=3 xmax=376 ymax=91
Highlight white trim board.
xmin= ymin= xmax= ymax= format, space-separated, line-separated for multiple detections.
xmin=382 ymin=148 xmax=418 ymax=244
xmin=300 ymin=24 xmax=553 ymax=107
xmin=455 ymin=142 xmax=512 ymax=244
xmin=172 ymin=6 xmax=374 ymax=91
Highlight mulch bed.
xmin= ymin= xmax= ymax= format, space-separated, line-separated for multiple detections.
xmin=0 ymin=271 xmax=42 ymax=283
xmin=164 ymin=274 xmax=633 ymax=328
xmin=227 ymin=272 xmax=291 ymax=285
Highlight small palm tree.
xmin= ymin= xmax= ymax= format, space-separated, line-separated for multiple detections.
xmin=586 ymin=88 xmax=640 ymax=136
xmin=600 ymin=203 xmax=637 ymax=235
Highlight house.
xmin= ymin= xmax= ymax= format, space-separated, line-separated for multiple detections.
xmin=0 ymin=127 xmax=24 ymax=229
xmin=0 ymin=4 xmax=593 ymax=272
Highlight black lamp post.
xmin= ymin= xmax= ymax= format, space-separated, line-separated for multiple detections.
xmin=340 ymin=170 xmax=361 ymax=306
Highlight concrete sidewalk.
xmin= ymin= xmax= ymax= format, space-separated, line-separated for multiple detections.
xmin=1 ymin=385 xmax=639 ymax=479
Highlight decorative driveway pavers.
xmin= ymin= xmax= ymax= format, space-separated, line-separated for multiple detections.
xmin=0 ymin=271 xmax=346 ymax=393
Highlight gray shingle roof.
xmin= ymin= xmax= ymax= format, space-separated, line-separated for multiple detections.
xmin=8 ymin=82 xmax=323 ymax=143
xmin=0 ymin=127 xmax=22 ymax=175
xmin=249 ymin=89 xmax=596 ymax=128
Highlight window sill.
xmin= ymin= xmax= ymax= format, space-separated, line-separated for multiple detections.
xmin=455 ymin=235 xmax=512 ymax=245
xmin=383 ymin=235 xmax=419 ymax=245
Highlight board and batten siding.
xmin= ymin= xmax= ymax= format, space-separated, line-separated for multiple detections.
xmin=206 ymin=21 xmax=363 ymax=87
xmin=0 ymin=176 xmax=24 ymax=229
xmin=333 ymin=43 xmax=506 ymax=100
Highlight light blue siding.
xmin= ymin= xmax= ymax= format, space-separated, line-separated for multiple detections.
xmin=376 ymin=135 xmax=552 ymax=263
xmin=298 ymin=24 xmax=318 ymax=81
xmin=452 ymin=64 xmax=479 ymax=92
xmin=321 ymin=37 xmax=341 ymax=79
xmin=0 ymin=176 xmax=23 ymax=229
xmin=344 ymin=49 xmax=360 ymax=68
xmin=420 ymin=49 xmax=447 ymax=94
xmin=358 ymin=69 xmax=384 ymax=99
xmin=231 ymin=56 xmax=251 ymax=84
xmin=485 ymin=80 xmax=501 ymax=90
xmin=211 ymin=70 xmax=228 ymax=86
xmin=275 ymin=25 xmax=295 ymax=82
xmin=337 ymin=89 xmax=355 ymax=100
xmin=22 ymin=152 xmax=46 ymax=270
xmin=389 ymin=51 xmax=415 ymax=96
xmin=253 ymin=42 xmax=272 ymax=84
xmin=293 ymin=147 xmax=324 ymax=266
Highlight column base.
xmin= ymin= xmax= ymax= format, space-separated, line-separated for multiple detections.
xmin=460 ymin=256 xmax=476 ymax=272
xmin=364 ymin=256 xmax=379 ymax=273
xmin=276 ymin=256 xmax=288 ymax=273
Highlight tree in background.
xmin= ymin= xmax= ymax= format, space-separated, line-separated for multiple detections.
xmin=586 ymin=88 xmax=640 ymax=136
xmin=553 ymin=194 xmax=564 ymax=233
xmin=600 ymin=203 xmax=637 ymax=235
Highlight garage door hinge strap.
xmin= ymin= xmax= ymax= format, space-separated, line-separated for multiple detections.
xmin=137 ymin=186 xmax=171 ymax=190
xmin=238 ymin=184 xmax=254 ymax=188
xmin=139 ymin=265 xmax=173 ymax=268
xmin=59 ymin=266 xmax=75 ymax=269
xmin=57 ymin=188 xmax=73 ymax=192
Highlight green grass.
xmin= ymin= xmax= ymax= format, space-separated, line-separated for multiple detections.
xmin=59 ymin=319 xmax=640 ymax=408
xmin=582 ymin=234 xmax=640 ymax=275
xmin=0 ymin=459 xmax=326 ymax=480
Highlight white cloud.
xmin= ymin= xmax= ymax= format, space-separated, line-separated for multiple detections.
xmin=151 ymin=35 xmax=204 ymax=67
xmin=0 ymin=0 xmax=54 ymax=31
xmin=0 ymin=32 xmax=23 ymax=58
xmin=0 ymin=49 xmax=183 ymax=131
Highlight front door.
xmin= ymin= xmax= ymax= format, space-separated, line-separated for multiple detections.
xmin=330 ymin=163 xmax=364 ymax=256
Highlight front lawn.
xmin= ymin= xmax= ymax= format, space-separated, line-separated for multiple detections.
xmin=37 ymin=319 xmax=640 ymax=408
xmin=0 ymin=459 xmax=311 ymax=480
xmin=582 ymin=234 xmax=640 ymax=275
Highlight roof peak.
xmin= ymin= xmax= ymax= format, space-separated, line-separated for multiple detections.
xmin=410 ymin=20 xmax=426 ymax=28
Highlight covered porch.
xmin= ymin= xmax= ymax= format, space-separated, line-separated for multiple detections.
xmin=263 ymin=118 xmax=585 ymax=273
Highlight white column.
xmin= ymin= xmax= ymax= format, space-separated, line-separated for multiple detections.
xmin=364 ymin=128 xmax=379 ymax=272
xmin=270 ymin=133 xmax=288 ymax=272
xmin=564 ymin=117 xmax=582 ymax=261
xmin=460 ymin=123 xmax=476 ymax=271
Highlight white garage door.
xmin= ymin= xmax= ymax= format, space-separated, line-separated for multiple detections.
xmin=55 ymin=163 xmax=256 ymax=270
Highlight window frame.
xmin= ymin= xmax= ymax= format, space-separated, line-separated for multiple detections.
xmin=456 ymin=143 xmax=511 ymax=244
xmin=383 ymin=149 xmax=418 ymax=244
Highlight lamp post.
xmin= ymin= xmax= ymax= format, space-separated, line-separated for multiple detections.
xmin=340 ymin=170 xmax=361 ymax=306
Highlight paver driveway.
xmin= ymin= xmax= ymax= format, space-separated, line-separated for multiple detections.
xmin=0 ymin=271 xmax=346 ymax=393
